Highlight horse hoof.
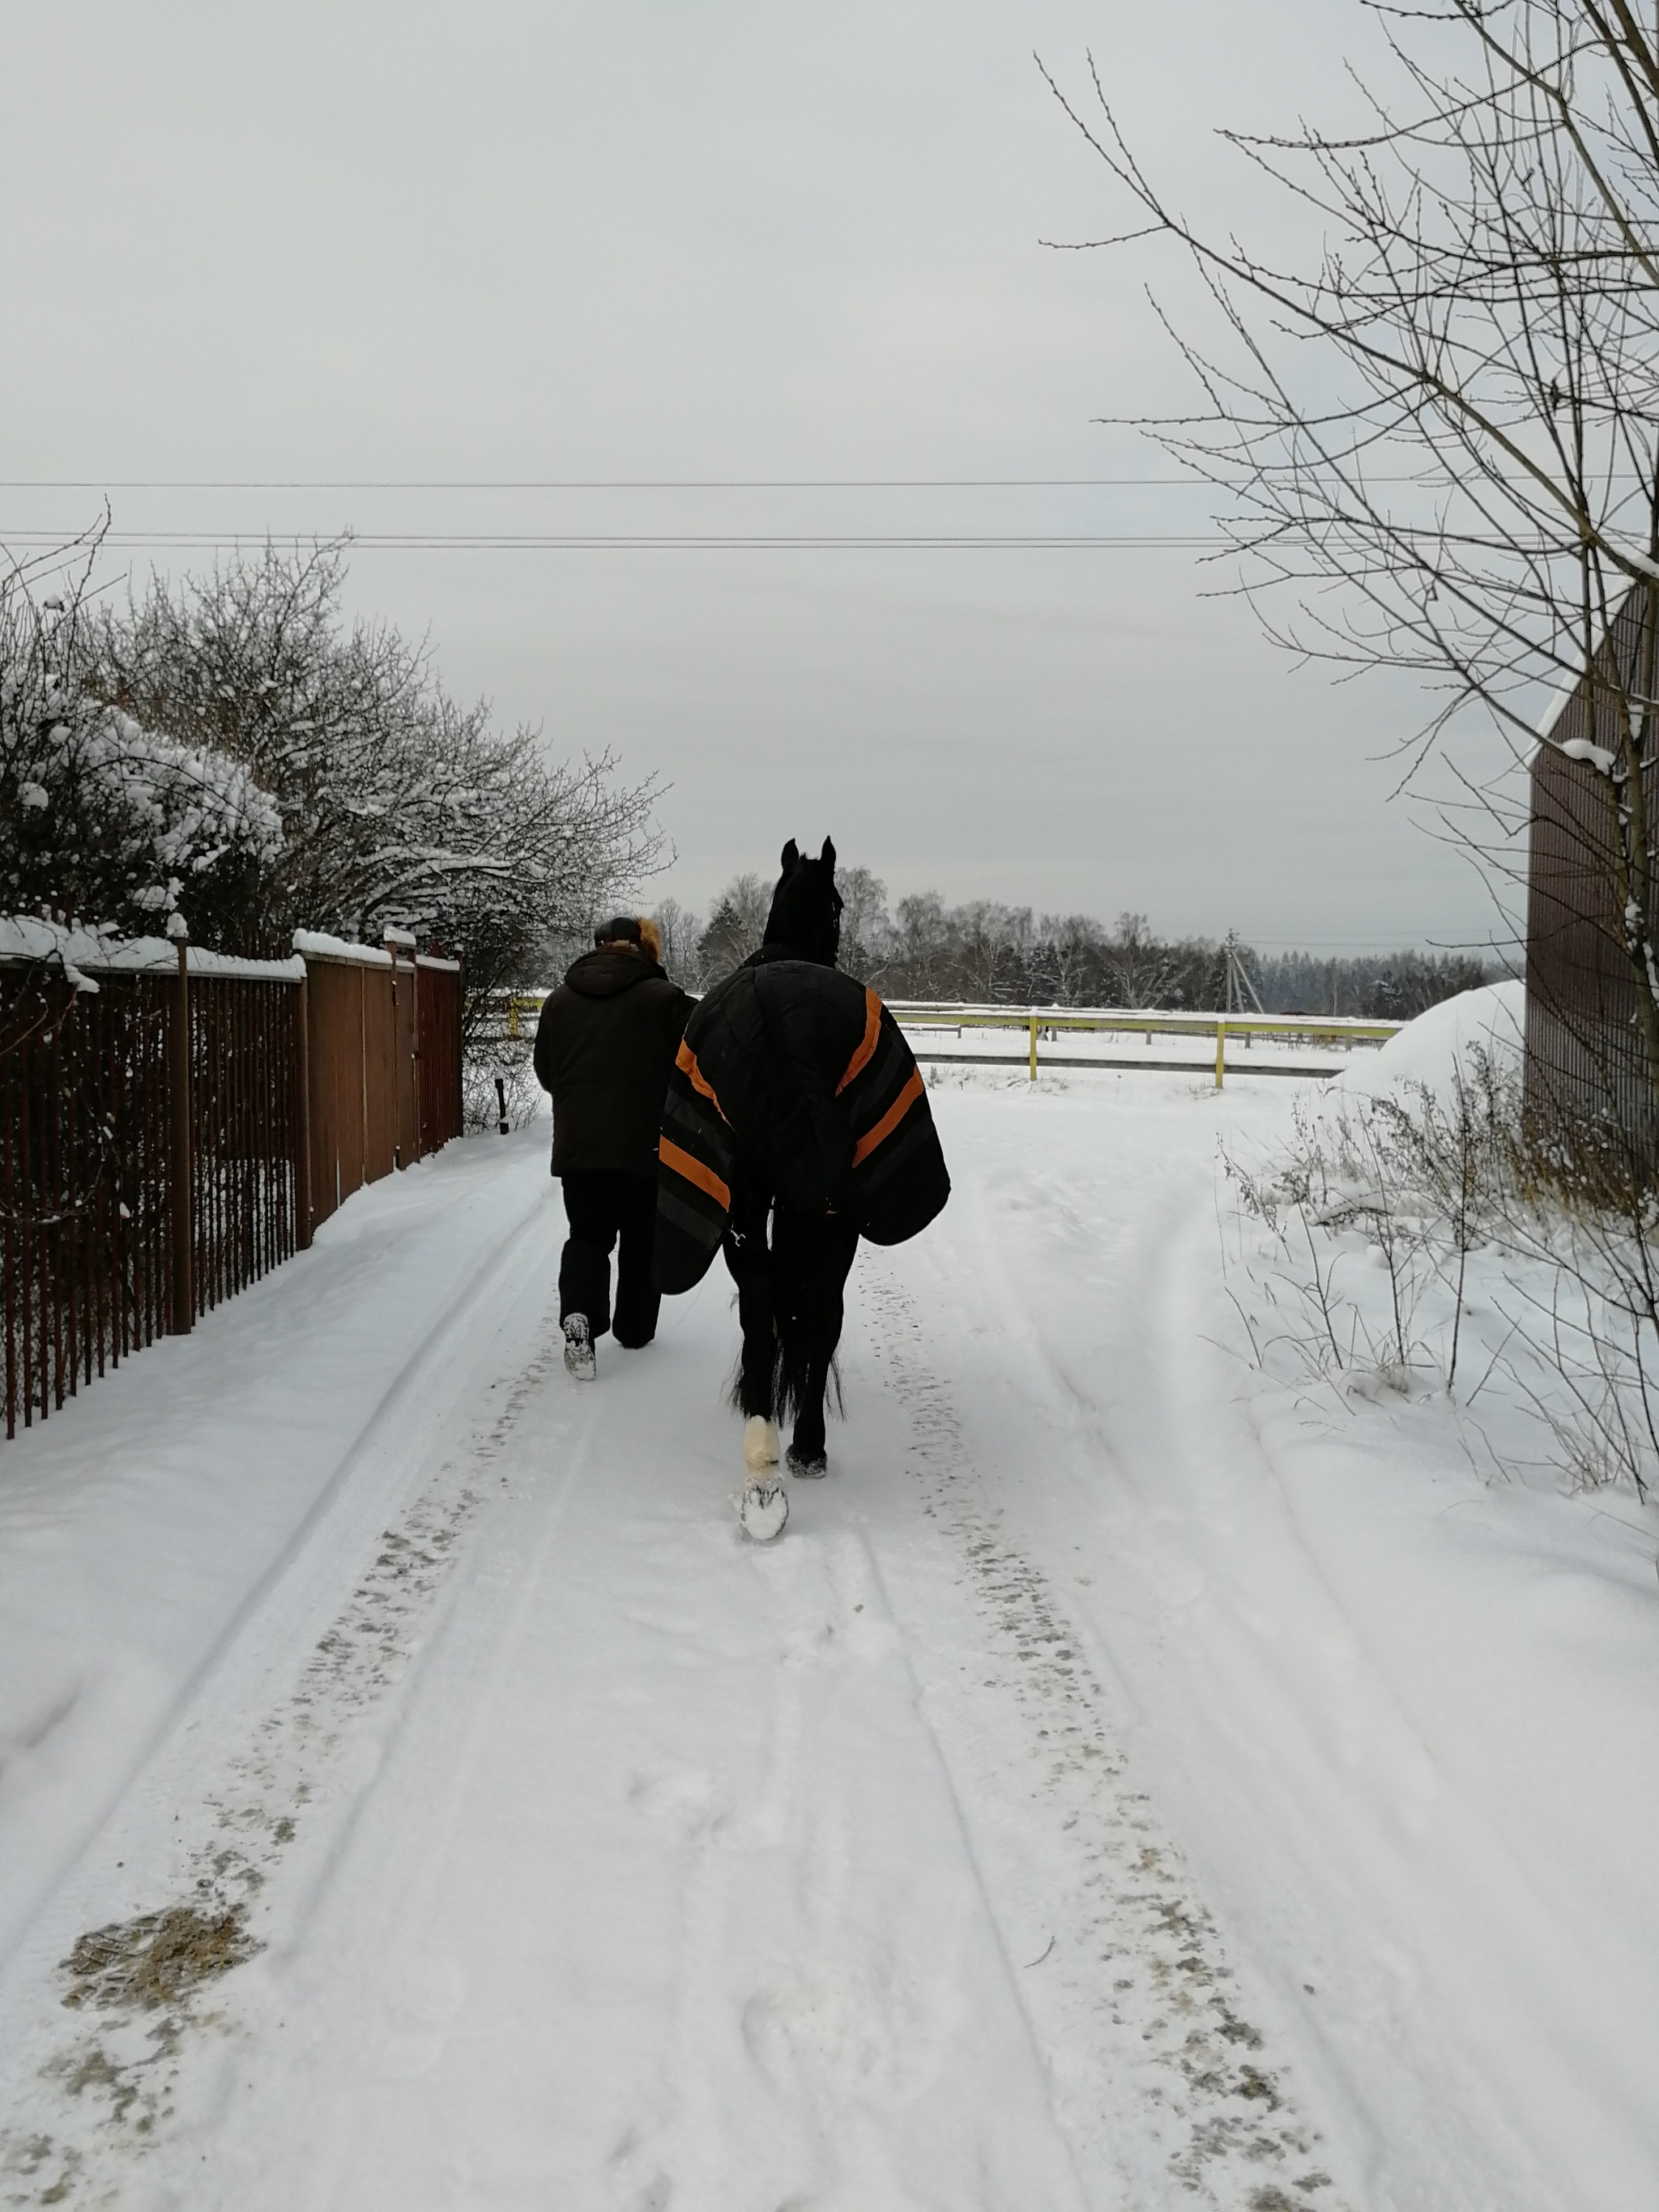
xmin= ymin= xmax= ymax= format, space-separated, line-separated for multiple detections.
xmin=787 ymin=1445 xmax=828 ymax=1479
xmin=743 ymin=1416 xmax=781 ymax=1471
xmin=739 ymin=1479 xmax=789 ymax=1541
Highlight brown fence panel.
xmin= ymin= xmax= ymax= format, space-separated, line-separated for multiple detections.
xmin=417 ymin=959 xmax=463 ymax=1153
xmin=304 ymin=948 xmax=440 ymax=1216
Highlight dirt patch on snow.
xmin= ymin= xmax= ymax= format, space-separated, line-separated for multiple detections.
xmin=60 ymin=1904 xmax=260 ymax=2016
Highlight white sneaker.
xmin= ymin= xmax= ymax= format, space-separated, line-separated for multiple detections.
xmin=743 ymin=1416 xmax=780 ymax=1471
xmin=563 ymin=1314 xmax=595 ymax=1381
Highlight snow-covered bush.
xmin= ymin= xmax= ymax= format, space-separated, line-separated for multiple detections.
xmin=1226 ymin=1051 xmax=1518 ymax=1396
xmin=0 ymin=551 xmax=282 ymax=937
xmin=1226 ymin=1016 xmax=1659 ymax=1502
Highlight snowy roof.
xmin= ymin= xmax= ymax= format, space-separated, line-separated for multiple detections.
xmin=1533 ymin=669 xmax=1582 ymax=749
xmin=1527 ymin=586 xmax=1646 ymax=765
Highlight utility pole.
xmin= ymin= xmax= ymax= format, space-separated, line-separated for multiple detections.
xmin=1223 ymin=931 xmax=1265 ymax=1017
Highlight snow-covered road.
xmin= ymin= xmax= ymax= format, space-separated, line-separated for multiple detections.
xmin=2 ymin=1075 xmax=1657 ymax=2210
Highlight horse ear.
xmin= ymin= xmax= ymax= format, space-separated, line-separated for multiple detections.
xmin=781 ymin=838 xmax=800 ymax=870
xmin=820 ymin=836 xmax=836 ymax=872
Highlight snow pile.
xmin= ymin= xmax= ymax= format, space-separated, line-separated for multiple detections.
xmin=1330 ymin=979 xmax=1524 ymax=1108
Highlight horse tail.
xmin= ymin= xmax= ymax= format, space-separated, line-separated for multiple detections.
xmin=772 ymin=1306 xmax=842 ymax=1426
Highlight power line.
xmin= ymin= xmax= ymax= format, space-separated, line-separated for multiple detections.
xmin=0 ymin=470 xmax=1571 ymax=492
xmin=0 ymin=529 xmax=1228 ymax=552
xmin=0 ymin=475 xmax=1231 ymax=492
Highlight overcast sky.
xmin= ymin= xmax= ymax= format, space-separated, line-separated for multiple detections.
xmin=2 ymin=2 xmax=1518 ymax=956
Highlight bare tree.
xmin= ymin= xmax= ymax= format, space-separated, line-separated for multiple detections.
xmin=88 ymin=539 xmax=661 ymax=1038
xmin=1035 ymin=911 xmax=1107 ymax=1004
xmin=836 ymin=864 xmax=894 ymax=983
xmin=654 ymin=896 xmax=703 ymax=991
xmin=1099 ymin=912 xmax=1176 ymax=1008
xmin=1044 ymin=2 xmax=1659 ymax=1110
xmin=951 ymin=901 xmax=1034 ymax=1002
xmin=697 ymin=872 xmax=770 ymax=982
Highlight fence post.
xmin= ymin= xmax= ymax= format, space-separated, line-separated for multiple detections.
xmin=1028 ymin=1010 xmax=1038 ymax=1084
xmin=1214 ymin=1017 xmax=1226 ymax=1091
xmin=409 ymin=951 xmax=422 ymax=1163
xmin=295 ymin=970 xmax=313 ymax=1250
xmin=168 ymin=927 xmax=194 ymax=1332
xmin=384 ymin=930 xmax=417 ymax=1170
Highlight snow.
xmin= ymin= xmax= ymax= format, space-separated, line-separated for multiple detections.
xmin=1328 ymin=978 xmax=1525 ymax=1107
xmin=0 ymin=915 xmax=119 ymax=972
xmin=290 ymin=928 xmax=395 ymax=968
xmin=1559 ymin=736 xmax=1617 ymax=773
xmin=0 ymin=1072 xmax=1655 ymax=2210
xmin=0 ymin=916 xmax=305 ymax=986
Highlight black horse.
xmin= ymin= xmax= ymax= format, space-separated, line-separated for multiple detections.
xmin=723 ymin=839 xmax=856 ymax=1482
xmin=654 ymin=837 xmax=950 ymax=1536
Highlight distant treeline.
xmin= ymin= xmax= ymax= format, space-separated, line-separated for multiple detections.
xmin=648 ymin=871 xmax=1492 ymax=1019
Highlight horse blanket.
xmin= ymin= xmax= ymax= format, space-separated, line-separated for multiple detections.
xmin=653 ymin=953 xmax=949 ymax=1294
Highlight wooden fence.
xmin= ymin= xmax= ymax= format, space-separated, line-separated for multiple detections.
xmin=1 ymin=920 xmax=463 ymax=1442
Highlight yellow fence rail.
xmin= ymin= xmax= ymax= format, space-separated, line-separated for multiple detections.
xmin=883 ymin=1004 xmax=1402 ymax=1089
xmin=496 ymin=991 xmax=1402 ymax=1090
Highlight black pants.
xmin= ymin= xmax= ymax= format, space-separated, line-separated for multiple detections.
xmin=723 ymin=1180 xmax=859 ymax=1460
xmin=559 ymin=1170 xmax=661 ymax=1348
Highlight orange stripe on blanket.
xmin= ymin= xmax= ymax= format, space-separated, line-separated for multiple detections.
xmin=676 ymin=1038 xmax=730 ymax=1121
xmin=659 ymin=1135 xmax=731 ymax=1211
xmin=837 ymin=987 xmax=885 ymax=1094
xmin=851 ymin=1066 xmax=923 ymax=1168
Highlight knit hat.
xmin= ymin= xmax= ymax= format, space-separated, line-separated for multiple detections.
xmin=594 ymin=916 xmax=643 ymax=948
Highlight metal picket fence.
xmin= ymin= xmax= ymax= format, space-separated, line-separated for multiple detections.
xmin=2 ymin=923 xmax=465 ymax=1443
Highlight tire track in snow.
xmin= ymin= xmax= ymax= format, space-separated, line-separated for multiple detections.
xmin=0 ymin=1161 xmax=557 ymax=1991
xmin=0 ymin=1225 xmax=566 ymax=2210
xmin=857 ymin=1254 xmax=1348 ymax=2212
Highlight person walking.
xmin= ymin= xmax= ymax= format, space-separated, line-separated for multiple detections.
xmin=533 ymin=916 xmax=692 ymax=1379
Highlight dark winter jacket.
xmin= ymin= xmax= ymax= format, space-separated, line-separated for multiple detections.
xmin=654 ymin=944 xmax=949 ymax=1293
xmin=534 ymin=948 xmax=693 ymax=1178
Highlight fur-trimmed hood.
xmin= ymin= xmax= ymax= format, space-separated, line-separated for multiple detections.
xmin=563 ymin=945 xmax=666 ymax=999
